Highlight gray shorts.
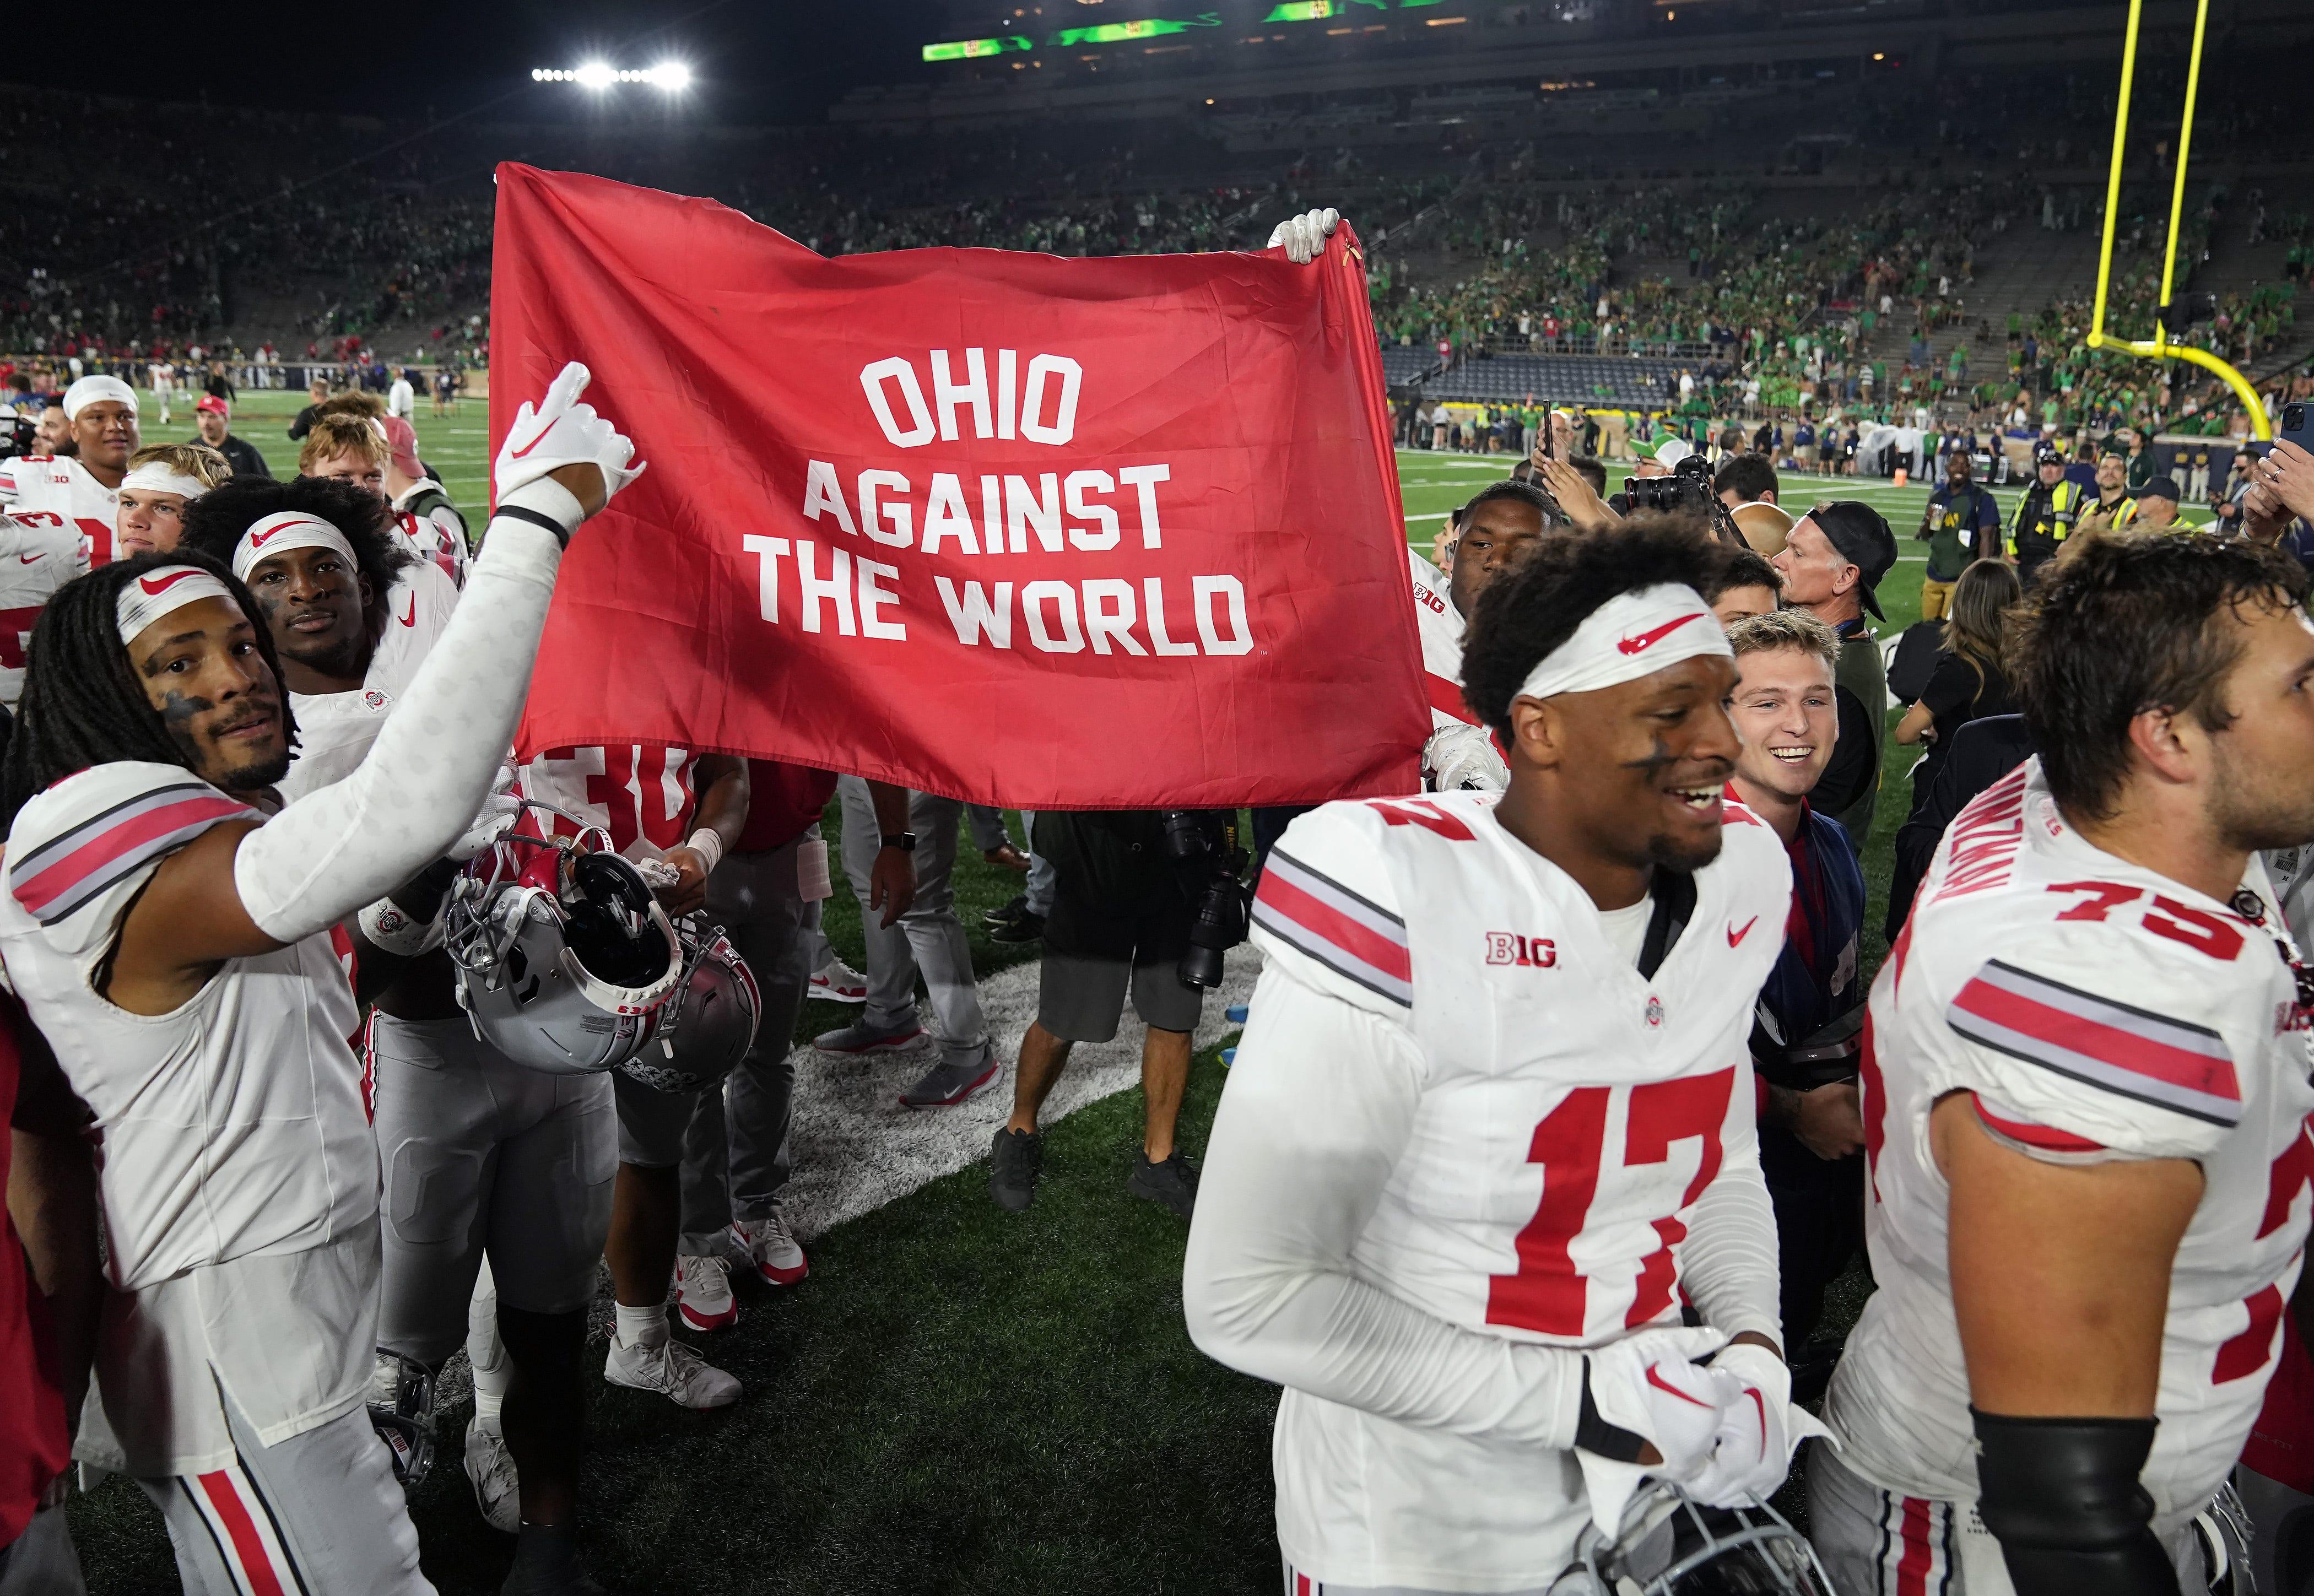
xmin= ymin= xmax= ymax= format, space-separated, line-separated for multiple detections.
xmin=613 ymin=1069 xmax=701 ymax=1170
xmin=371 ymin=1014 xmax=616 ymax=1360
xmin=1037 ymin=950 xmax=1202 ymax=1043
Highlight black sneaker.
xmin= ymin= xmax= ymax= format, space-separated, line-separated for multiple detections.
xmin=1128 ymin=1150 xmax=1199 ymax=1220
xmin=987 ymin=910 xmax=1045 ymax=945
xmin=990 ymin=1127 xmax=1044 ymax=1211
xmin=982 ymin=894 xmax=1029 ymax=929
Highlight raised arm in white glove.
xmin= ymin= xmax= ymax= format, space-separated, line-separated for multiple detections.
xmin=231 ymin=363 xmax=641 ymax=946
xmin=1266 ymin=207 xmax=1342 ymax=265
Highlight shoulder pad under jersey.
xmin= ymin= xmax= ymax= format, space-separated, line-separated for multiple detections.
xmin=6 ymin=762 xmax=253 ymax=959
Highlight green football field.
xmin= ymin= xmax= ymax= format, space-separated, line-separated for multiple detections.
xmin=73 ymin=393 xmax=1942 ymax=1594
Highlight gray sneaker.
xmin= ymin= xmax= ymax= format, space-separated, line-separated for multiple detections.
xmin=1128 ymin=1150 xmax=1199 ymax=1220
xmin=813 ymin=1018 xmax=927 ymax=1055
xmin=900 ymin=1052 xmax=1000 ymax=1109
xmin=990 ymin=1127 xmax=1043 ymax=1211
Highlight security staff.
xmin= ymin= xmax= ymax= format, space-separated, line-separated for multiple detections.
xmin=2008 ymin=442 xmax=2085 ymax=586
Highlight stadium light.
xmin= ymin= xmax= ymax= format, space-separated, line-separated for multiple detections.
xmin=532 ymin=61 xmax=694 ymax=90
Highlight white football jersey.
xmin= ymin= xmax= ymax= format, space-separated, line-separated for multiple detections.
xmin=0 ymin=455 xmax=121 ymax=566
xmin=0 ymin=762 xmax=373 ymax=1293
xmin=1408 ymin=548 xmax=1474 ymax=732
xmin=390 ymin=501 xmax=468 ymax=587
xmin=1827 ymin=759 xmax=2314 ymax=1538
xmin=0 ymin=511 xmax=86 ymax=707
xmin=1245 ymin=791 xmax=1792 ymax=1580
xmin=518 ymin=744 xmax=702 ymax=861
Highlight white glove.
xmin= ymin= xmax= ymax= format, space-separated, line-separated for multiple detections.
xmin=1683 ymin=1341 xmax=1834 ymax=1509
xmin=446 ymin=765 xmax=520 ymax=863
xmin=1574 ymin=1326 xmax=1739 ymax=1536
xmin=1421 ymin=723 xmax=1507 ymax=793
xmin=1265 ymin=207 xmax=1341 ymax=265
xmin=492 ymin=361 xmax=645 ymax=521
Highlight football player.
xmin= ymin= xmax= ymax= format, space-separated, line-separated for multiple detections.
xmin=0 ymin=375 xmax=139 ymax=566
xmin=1413 ymin=479 xmax=1559 ymax=793
xmin=1815 ymin=533 xmax=2314 ymax=1594
xmin=300 ymin=399 xmax=468 ymax=585
xmin=116 ymin=442 xmax=231 ymax=556
xmin=1186 ymin=517 xmax=1820 ymax=1592
xmin=510 ymin=744 xmax=751 ymax=1388
xmin=0 ymin=361 xmax=636 ymax=1596
xmin=181 ymin=475 xmax=613 ymax=1593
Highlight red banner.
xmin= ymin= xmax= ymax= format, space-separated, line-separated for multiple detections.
xmin=491 ymin=164 xmax=1423 ymax=808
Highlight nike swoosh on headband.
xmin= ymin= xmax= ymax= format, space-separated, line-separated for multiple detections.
xmin=1616 ymin=613 xmax=1707 ymax=656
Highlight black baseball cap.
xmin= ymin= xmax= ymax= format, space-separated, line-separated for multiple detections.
xmin=1804 ymin=501 xmax=1898 ymax=621
xmin=2137 ymin=475 xmax=2181 ymax=502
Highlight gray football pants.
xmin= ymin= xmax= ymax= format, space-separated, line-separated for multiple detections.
xmin=836 ymin=777 xmax=990 ymax=1067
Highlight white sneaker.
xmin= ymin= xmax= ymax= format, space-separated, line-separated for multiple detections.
xmin=674 ymin=1252 xmax=738 ymax=1332
xmin=463 ymin=1417 xmax=520 ymax=1534
xmin=810 ymin=954 xmax=869 ymax=1003
xmin=604 ymin=1334 xmax=742 ymax=1409
xmin=732 ymin=1211 xmax=808 ymax=1286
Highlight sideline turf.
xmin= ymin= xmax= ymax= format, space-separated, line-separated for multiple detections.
xmin=67 ymin=420 xmax=1932 ymax=1592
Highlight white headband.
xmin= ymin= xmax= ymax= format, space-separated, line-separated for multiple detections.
xmin=63 ymin=375 xmax=139 ymax=420
xmin=231 ymin=511 xmax=358 ymax=582
xmin=115 ymin=566 xmax=233 ymax=645
xmin=119 ymin=463 xmax=209 ymax=501
xmin=1517 ymin=583 xmax=1732 ymax=700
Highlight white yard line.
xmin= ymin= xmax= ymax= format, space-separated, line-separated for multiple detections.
xmin=783 ymin=950 xmax=1260 ymax=1243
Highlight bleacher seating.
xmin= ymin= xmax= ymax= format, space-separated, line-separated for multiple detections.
xmin=1416 ymin=353 xmax=1687 ymax=408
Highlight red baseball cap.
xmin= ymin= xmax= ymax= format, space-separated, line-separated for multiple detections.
xmin=380 ymin=415 xmax=421 ymax=478
xmin=195 ymin=394 xmax=229 ymax=416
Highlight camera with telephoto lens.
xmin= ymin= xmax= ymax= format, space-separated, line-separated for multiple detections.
xmin=1160 ymin=809 xmax=1252 ymax=989
xmin=1621 ymin=451 xmax=1716 ymax=516
xmin=0 ymin=415 xmax=36 ymax=462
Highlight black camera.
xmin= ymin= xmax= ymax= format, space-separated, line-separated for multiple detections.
xmin=1159 ymin=809 xmax=1251 ymax=989
xmin=0 ymin=415 xmax=37 ymax=462
xmin=1620 ymin=451 xmax=1715 ymax=516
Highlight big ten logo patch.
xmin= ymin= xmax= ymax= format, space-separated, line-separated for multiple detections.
xmin=1484 ymin=932 xmax=1555 ymax=969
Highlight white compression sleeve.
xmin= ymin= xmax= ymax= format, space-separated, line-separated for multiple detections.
xmin=231 ymin=502 xmax=572 ymax=944
xmin=1182 ymin=963 xmax=1586 ymax=1447
xmin=1677 ymin=1070 xmax=1785 ymax=1349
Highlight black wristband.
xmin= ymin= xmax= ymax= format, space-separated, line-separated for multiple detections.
xmin=492 ymin=502 xmax=572 ymax=549
xmin=1572 ymin=1359 xmax=1648 ymax=1463
xmin=1971 ymin=1409 xmax=2177 ymax=1595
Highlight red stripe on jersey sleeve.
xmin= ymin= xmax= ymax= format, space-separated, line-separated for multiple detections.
xmin=1425 ymin=672 xmax=1477 ymax=726
xmin=12 ymin=794 xmax=248 ymax=916
xmin=1971 ymin=1093 xmax=2107 ymax=1155
xmin=1952 ymin=975 xmax=2241 ymax=1105
xmin=1253 ymin=868 xmax=1412 ymax=984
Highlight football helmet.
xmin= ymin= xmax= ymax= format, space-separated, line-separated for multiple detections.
xmin=367 ymin=1351 xmax=437 ymax=1490
xmin=2190 ymin=1480 xmax=2254 ymax=1596
xmin=615 ymin=918 xmax=762 ymax=1094
xmin=443 ymin=810 xmax=683 ymax=1075
xmin=1549 ymin=1485 xmax=1835 ymax=1596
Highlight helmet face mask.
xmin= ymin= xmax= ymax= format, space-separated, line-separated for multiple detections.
xmin=1554 ymin=1486 xmax=1835 ymax=1596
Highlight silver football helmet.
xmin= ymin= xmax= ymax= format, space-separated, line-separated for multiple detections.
xmin=442 ymin=813 xmax=684 ymax=1075
xmin=2191 ymin=1480 xmax=2255 ymax=1596
xmin=615 ymin=918 xmax=761 ymax=1095
xmin=1549 ymin=1485 xmax=1836 ymax=1596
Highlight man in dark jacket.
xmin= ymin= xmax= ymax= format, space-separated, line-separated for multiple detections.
xmin=1771 ymin=501 xmax=1897 ymax=846
xmin=1725 ymin=609 xmax=1867 ymax=1355
xmin=193 ymin=396 xmax=269 ymax=479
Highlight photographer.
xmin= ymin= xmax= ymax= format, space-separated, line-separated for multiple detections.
xmin=988 ymin=809 xmax=1244 ymax=1221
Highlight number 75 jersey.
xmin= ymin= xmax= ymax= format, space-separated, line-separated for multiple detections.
xmin=1826 ymin=759 xmax=2314 ymax=1534
xmin=1252 ymin=790 xmax=1793 ymax=1345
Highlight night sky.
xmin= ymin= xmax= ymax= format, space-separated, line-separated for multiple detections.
xmin=21 ymin=1 xmax=949 ymax=126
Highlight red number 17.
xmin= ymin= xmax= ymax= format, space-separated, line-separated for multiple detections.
xmin=1485 ymin=1069 xmax=1734 ymax=1337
